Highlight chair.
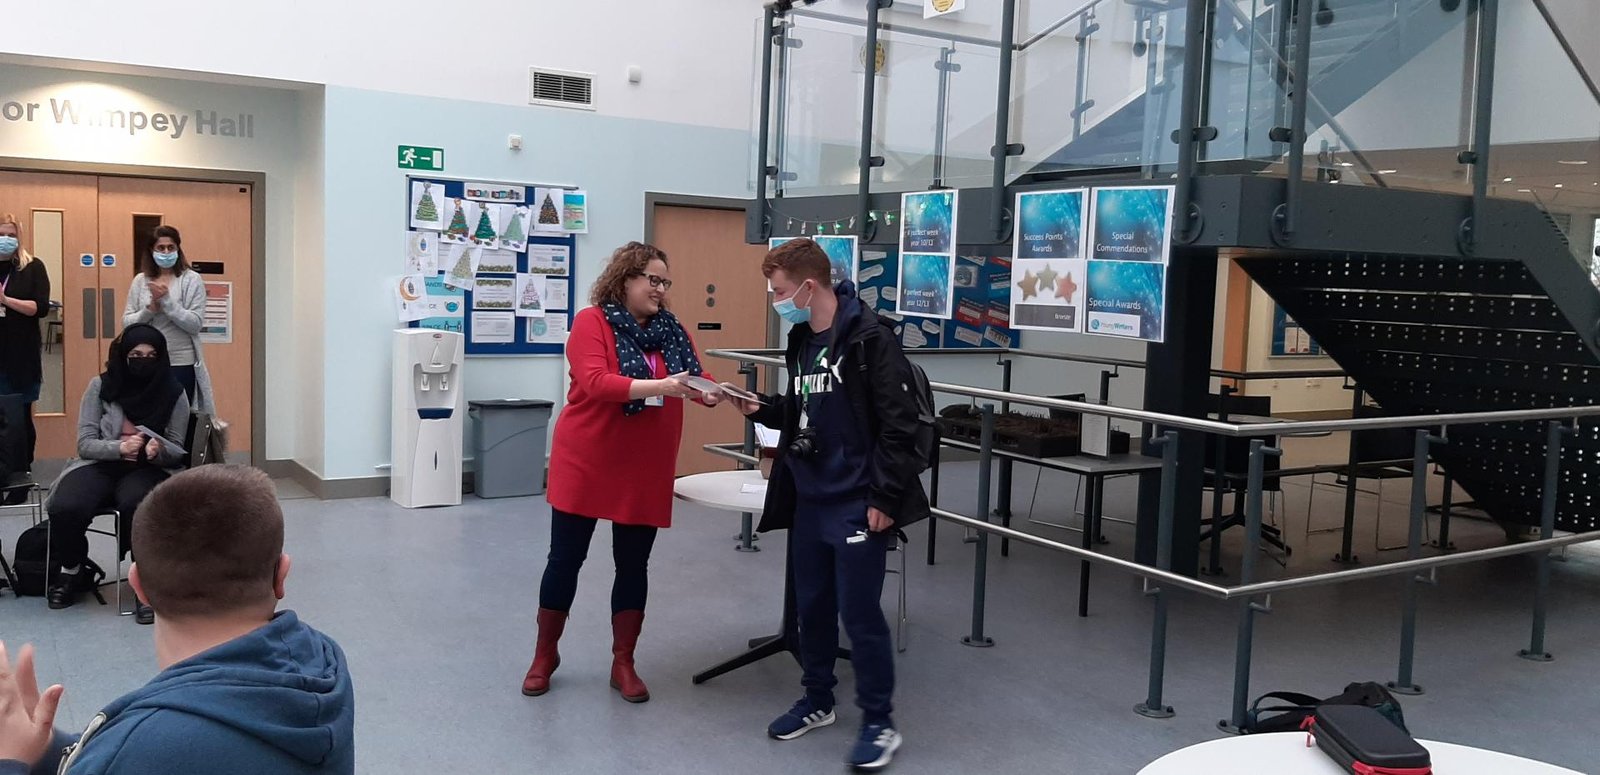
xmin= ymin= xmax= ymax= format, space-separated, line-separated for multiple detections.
xmin=886 ymin=533 xmax=908 ymax=654
xmin=0 ymin=479 xmax=42 ymax=597
xmin=44 ymin=301 xmax=63 ymax=353
xmin=1303 ymin=407 xmax=1434 ymax=552
xmin=45 ymin=509 xmax=131 ymax=615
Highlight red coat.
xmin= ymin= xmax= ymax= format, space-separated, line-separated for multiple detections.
xmin=546 ymin=306 xmax=708 ymax=528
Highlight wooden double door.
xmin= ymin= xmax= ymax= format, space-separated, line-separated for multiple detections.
xmin=0 ymin=171 xmax=253 ymax=461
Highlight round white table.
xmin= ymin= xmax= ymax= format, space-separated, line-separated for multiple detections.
xmin=673 ymin=469 xmax=767 ymax=515
xmin=1138 ymin=732 xmax=1584 ymax=774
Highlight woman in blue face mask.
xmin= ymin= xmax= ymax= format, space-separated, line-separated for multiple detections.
xmin=121 ymin=225 xmax=216 ymax=421
xmin=0 ymin=213 xmax=53 ymax=477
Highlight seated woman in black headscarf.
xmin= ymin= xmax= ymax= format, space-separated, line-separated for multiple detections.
xmin=45 ymin=323 xmax=190 ymax=620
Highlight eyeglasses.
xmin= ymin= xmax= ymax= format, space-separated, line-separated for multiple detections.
xmin=644 ymin=273 xmax=673 ymax=291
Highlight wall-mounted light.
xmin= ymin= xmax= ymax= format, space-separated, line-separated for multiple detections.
xmin=1557 ymin=159 xmax=1590 ymax=166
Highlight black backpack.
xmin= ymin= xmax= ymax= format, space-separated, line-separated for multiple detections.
xmin=1244 ymin=681 xmax=1409 ymax=735
xmin=843 ymin=321 xmax=938 ymax=473
xmin=7 ymin=520 xmax=106 ymax=599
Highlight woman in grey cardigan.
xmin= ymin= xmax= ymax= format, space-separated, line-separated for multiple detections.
xmin=45 ymin=324 xmax=189 ymax=620
xmin=122 ymin=225 xmax=216 ymax=416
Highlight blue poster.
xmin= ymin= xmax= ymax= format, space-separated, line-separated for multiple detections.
xmin=1085 ymin=260 xmax=1167 ymax=342
xmin=419 ymin=275 xmax=465 ymax=333
xmin=768 ymin=235 xmax=858 ymax=287
xmin=1015 ymin=189 xmax=1087 ymax=259
xmin=897 ymin=253 xmax=953 ymax=319
xmin=900 ymin=190 xmax=957 ymax=255
xmin=1089 ymin=186 xmax=1173 ymax=263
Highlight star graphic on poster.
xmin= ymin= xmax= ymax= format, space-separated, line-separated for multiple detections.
xmin=1017 ymin=270 xmax=1040 ymax=301
xmin=1036 ymin=264 xmax=1060 ymax=297
xmin=1056 ymin=272 xmax=1078 ymax=301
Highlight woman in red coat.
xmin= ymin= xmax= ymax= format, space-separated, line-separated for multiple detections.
xmin=522 ymin=241 xmax=720 ymax=703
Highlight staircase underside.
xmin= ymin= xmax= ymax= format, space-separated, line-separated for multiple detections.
xmin=1240 ymin=252 xmax=1600 ymax=534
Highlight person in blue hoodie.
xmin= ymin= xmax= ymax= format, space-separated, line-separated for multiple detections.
xmin=0 ymin=464 xmax=355 ymax=775
xmin=726 ymin=238 xmax=930 ymax=772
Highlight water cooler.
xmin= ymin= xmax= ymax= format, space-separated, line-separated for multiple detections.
xmin=391 ymin=329 xmax=465 ymax=508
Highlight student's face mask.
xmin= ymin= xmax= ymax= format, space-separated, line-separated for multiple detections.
xmin=773 ymin=280 xmax=813 ymax=326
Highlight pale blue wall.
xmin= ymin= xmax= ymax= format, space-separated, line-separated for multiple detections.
xmin=319 ymin=86 xmax=752 ymax=480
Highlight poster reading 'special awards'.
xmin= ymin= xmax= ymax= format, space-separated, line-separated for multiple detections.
xmin=1084 ymin=185 xmax=1173 ymax=342
xmin=1009 ymin=189 xmax=1088 ymax=333
xmin=769 ymin=235 xmax=860 ymax=288
xmin=897 ymin=190 xmax=958 ymax=319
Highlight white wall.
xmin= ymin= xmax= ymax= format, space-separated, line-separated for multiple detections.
xmin=0 ymin=0 xmax=765 ymax=133
xmin=1241 ymin=283 xmax=1346 ymax=415
xmin=293 ymin=89 xmax=328 ymax=477
xmin=0 ymin=63 xmax=318 ymax=463
xmin=317 ymin=86 xmax=751 ymax=481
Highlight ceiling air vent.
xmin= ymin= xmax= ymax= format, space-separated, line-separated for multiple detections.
xmin=529 ymin=68 xmax=595 ymax=111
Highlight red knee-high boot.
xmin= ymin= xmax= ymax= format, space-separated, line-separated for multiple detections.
xmin=521 ymin=608 xmax=567 ymax=697
xmin=610 ymin=610 xmax=650 ymax=703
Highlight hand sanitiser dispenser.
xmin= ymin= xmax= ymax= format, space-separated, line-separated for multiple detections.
xmin=391 ymin=329 xmax=465 ymax=508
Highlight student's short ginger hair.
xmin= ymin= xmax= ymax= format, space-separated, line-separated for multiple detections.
xmin=133 ymin=465 xmax=284 ymax=618
xmin=761 ymin=238 xmax=832 ymax=288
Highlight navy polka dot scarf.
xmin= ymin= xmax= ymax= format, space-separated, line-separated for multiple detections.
xmin=602 ymin=303 xmax=704 ymax=415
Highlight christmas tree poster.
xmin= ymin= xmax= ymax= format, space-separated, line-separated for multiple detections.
xmin=533 ymin=188 xmax=565 ymax=234
xmin=516 ymin=274 xmax=548 ymax=317
xmin=405 ymin=230 xmax=439 ymax=275
xmin=470 ymin=201 xmax=499 ymax=246
xmin=561 ymin=189 xmax=588 ymax=233
xmin=443 ymin=244 xmax=481 ymax=291
xmin=441 ymin=198 xmax=475 ymax=244
xmin=410 ymin=181 xmax=444 ymax=231
xmin=498 ymin=205 xmax=530 ymax=252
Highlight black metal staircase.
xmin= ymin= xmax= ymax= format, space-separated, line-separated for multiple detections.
xmin=1238 ymin=249 xmax=1600 ymax=535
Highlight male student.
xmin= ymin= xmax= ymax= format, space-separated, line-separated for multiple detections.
xmin=0 ymin=465 xmax=355 ymax=775
xmin=727 ymin=238 xmax=929 ymax=772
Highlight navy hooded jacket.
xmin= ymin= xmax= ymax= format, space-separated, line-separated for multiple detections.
xmin=2 ymin=610 xmax=354 ymax=775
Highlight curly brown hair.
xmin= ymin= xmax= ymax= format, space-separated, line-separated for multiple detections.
xmin=589 ymin=241 xmax=670 ymax=307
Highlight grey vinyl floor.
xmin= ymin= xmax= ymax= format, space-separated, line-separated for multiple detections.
xmin=2 ymin=451 xmax=1597 ymax=774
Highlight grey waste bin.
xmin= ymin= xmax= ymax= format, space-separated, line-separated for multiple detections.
xmin=469 ymin=399 xmax=554 ymax=498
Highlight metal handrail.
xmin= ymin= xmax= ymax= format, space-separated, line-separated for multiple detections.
xmin=705 ymin=347 xmax=1600 ymax=436
xmin=791 ymin=0 xmax=1117 ymax=53
xmin=930 ymin=507 xmax=1600 ymax=601
xmin=705 ymin=344 xmax=1345 ymax=380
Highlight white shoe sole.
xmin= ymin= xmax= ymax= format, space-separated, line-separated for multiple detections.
xmin=770 ymin=711 xmax=836 ymax=741
xmin=851 ymin=730 xmax=902 ymax=771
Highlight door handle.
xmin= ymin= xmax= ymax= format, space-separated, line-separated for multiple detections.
xmin=102 ymin=288 xmax=116 ymax=339
xmin=82 ymin=288 xmax=96 ymax=339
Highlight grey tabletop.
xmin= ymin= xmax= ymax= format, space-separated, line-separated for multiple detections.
xmin=940 ymin=438 xmax=1164 ymax=476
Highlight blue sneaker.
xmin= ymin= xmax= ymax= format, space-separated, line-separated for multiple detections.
xmin=767 ymin=697 xmax=836 ymax=740
xmin=847 ymin=723 xmax=902 ymax=771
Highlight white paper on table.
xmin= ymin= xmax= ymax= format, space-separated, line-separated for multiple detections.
xmin=409 ymin=181 xmax=445 ymax=231
xmin=527 ymin=244 xmax=571 ymax=276
xmin=443 ymin=244 xmax=480 ymax=290
xmin=515 ymin=274 xmax=548 ymax=317
xmin=543 ymin=278 xmax=569 ymax=309
xmin=392 ymin=274 xmax=430 ymax=322
xmin=754 ymin=424 xmax=781 ymax=449
xmin=470 ymin=311 xmax=517 ymax=344
xmin=526 ymin=313 xmax=569 ymax=344
xmin=532 ymin=188 xmax=566 ymax=233
xmin=473 ymin=277 xmax=516 ymax=311
xmin=405 ymin=231 xmax=438 ymax=275
xmin=740 ymin=483 xmax=768 ymax=495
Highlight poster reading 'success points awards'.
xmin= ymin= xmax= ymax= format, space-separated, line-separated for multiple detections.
xmin=898 ymin=190 xmax=958 ymax=319
xmin=1010 ymin=189 xmax=1088 ymax=333
xmin=1084 ymin=185 xmax=1174 ymax=342
xmin=768 ymin=235 xmax=860 ymax=288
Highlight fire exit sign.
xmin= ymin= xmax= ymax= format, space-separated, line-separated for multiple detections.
xmin=397 ymin=145 xmax=444 ymax=171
